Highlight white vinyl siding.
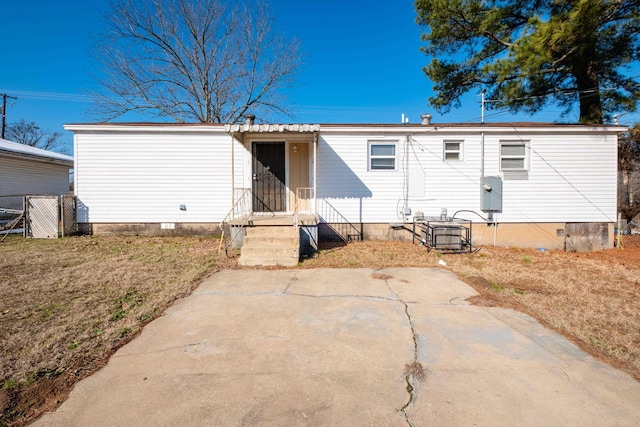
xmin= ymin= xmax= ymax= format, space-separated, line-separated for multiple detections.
xmin=74 ymin=131 xmax=237 ymax=223
xmin=70 ymin=123 xmax=619 ymax=229
xmin=318 ymin=128 xmax=617 ymax=225
xmin=494 ymin=135 xmax=616 ymax=223
xmin=317 ymin=135 xmax=401 ymax=223
xmin=368 ymin=142 xmax=396 ymax=170
xmin=0 ymin=156 xmax=70 ymax=196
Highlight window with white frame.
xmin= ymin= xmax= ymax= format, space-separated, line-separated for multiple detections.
xmin=500 ymin=141 xmax=528 ymax=171
xmin=369 ymin=142 xmax=396 ymax=170
xmin=443 ymin=140 xmax=463 ymax=161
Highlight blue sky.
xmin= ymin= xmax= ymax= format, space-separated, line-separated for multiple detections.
xmin=1 ymin=0 xmax=638 ymax=155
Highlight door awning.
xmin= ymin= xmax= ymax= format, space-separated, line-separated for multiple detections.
xmin=225 ymin=124 xmax=320 ymax=144
xmin=225 ymin=123 xmax=320 ymax=133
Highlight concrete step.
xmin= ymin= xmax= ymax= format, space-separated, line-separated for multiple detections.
xmin=238 ymin=256 xmax=299 ymax=267
xmin=243 ymin=236 xmax=297 ymax=247
xmin=239 ymin=225 xmax=300 ymax=266
xmin=245 ymin=226 xmax=297 ymax=238
xmin=241 ymin=246 xmax=299 ymax=258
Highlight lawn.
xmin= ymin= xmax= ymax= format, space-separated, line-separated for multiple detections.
xmin=0 ymin=235 xmax=234 ymax=426
xmin=1 ymin=235 xmax=639 ymax=426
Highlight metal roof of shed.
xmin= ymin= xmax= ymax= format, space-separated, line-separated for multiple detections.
xmin=0 ymin=138 xmax=74 ymax=167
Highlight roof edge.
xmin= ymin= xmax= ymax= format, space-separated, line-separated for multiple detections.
xmin=0 ymin=138 xmax=73 ymax=166
xmin=64 ymin=121 xmax=628 ymax=134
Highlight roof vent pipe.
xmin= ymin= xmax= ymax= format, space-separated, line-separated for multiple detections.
xmin=244 ymin=114 xmax=255 ymax=125
xmin=421 ymin=114 xmax=432 ymax=125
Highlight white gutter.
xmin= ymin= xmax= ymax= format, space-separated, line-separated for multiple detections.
xmin=231 ymin=134 xmax=235 ymax=217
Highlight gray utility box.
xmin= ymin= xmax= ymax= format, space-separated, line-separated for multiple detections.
xmin=481 ymin=176 xmax=503 ymax=212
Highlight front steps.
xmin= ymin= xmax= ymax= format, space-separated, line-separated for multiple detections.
xmin=238 ymin=225 xmax=299 ymax=267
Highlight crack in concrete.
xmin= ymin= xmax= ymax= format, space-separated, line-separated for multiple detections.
xmin=198 ymin=288 xmax=399 ymax=302
xmin=195 ymin=291 xmax=284 ymax=296
xmin=284 ymin=292 xmax=396 ymax=302
xmin=281 ymin=273 xmax=395 ymax=302
xmin=380 ymin=275 xmax=421 ymax=427
xmin=178 ymin=272 xmax=423 ymax=426
xmin=114 ymin=340 xmax=210 ymax=358
xmin=282 ymin=272 xmax=298 ymax=294
xmin=266 ymin=270 xmax=423 ymax=425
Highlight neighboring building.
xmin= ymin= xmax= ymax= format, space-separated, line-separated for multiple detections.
xmin=0 ymin=138 xmax=74 ymax=209
xmin=64 ymin=120 xmax=624 ymax=250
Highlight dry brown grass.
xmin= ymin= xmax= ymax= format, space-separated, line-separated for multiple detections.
xmin=0 ymin=235 xmax=233 ymax=426
xmin=304 ymin=241 xmax=640 ymax=381
xmin=1 ymin=236 xmax=639 ymax=426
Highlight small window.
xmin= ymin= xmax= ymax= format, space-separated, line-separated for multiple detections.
xmin=369 ymin=142 xmax=396 ymax=170
xmin=500 ymin=141 xmax=527 ymax=171
xmin=444 ymin=140 xmax=463 ymax=161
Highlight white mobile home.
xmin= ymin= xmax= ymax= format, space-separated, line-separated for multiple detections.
xmin=65 ymin=120 xmax=622 ymax=254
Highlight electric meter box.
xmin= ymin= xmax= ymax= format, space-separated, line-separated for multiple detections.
xmin=481 ymin=176 xmax=503 ymax=212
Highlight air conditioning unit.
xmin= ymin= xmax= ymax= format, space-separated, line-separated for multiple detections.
xmin=432 ymin=225 xmax=463 ymax=250
xmin=412 ymin=218 xmax=472 ymax=253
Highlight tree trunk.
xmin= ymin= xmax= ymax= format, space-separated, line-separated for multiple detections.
xmin=623 ymin=169 xmax=630 ymax=207
xmin=571 ymin=6 xmax=603 ymax=125
xmin=574 ymin=61 xmax=603 ymax=124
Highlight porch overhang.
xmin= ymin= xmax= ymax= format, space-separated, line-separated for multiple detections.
xmin=224 ymin=123 xmax=320 ymax=144
xmin=225 ymin=124 xmax=320 ymax=218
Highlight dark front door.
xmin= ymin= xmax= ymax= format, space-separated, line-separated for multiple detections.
xmin=252 ymin=142 xmax=286 ymax=212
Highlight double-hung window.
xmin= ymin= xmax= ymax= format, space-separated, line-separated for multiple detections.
xmin=444 ymin=140 xmax=463 ymax=161
xmin=369 ymin=142 xmax=396 ymax=170
xmin=500 ymin=141 xmax=528 ymax=171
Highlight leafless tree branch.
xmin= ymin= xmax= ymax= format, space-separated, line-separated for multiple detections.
xmin=5 ymin=119 xmax=63 ymax=152
xmin=91 ymin=0 xmax=300 ymax=123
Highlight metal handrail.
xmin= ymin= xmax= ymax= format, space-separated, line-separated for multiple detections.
xmin=316 ymin=198 xmax=362 ymax=243
xmin=218 ymin=188 xmax=252 ymax=253
xmin=217 ymin=188 xmax=280 ymax=253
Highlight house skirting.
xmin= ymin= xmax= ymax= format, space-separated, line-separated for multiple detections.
xmin=83 ymin=223 xmax=223 ymax=236
xmin=81 ymin=221 xmax=614 ymax=251
xmin=348 ymin=222 xmax=614 ymax=251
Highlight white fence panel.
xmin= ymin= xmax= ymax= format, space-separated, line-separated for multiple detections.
xmin=27 ymin=196 xmax=60 ymax=239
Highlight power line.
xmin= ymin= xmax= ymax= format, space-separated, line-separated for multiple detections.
xmin=0 ymin=89 xmax=90 ymax=103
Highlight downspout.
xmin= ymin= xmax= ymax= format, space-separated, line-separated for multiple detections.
xmin=493 ymin=214 xmax=498 ymax=247
xmin=313 ymin=131 xmax=318 ymax=217
xmin=480 ymin=89 xmax=486 ymax=187
xmin=480 ymin=88 xmax=486 ymax=208
xmin=405 ymin=135 xmax=410 ymax=211
xmin=480 ymin=131 xmax=485 ymax=185
xmin=231 ymin=132 xmax=235 ymax=219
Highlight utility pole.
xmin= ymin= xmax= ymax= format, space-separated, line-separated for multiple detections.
xmin=481 ymin=88 xmax=486 ymax=124
xmin=1 ymin=93 xmax=18 ymax=139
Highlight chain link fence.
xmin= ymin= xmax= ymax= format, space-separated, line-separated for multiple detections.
xmin=617 ymin=218 xmax=640 ymax=249
xmin=0 ymin=195 xmax=26 ymax=237
xmin=1 ymin=194 xmax=76 ymax=239
xmin=619 ymin=234 xmax=640 ymax=249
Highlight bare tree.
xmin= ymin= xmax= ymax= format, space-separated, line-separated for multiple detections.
xmin=92 ymin=0 xmax=300 ymax=123
xmin=5 ymin=119 xmax=63 ymax=151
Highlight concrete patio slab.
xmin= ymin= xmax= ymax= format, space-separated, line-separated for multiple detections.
xmin=34 ymin=268 xmax=640 ymax=427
